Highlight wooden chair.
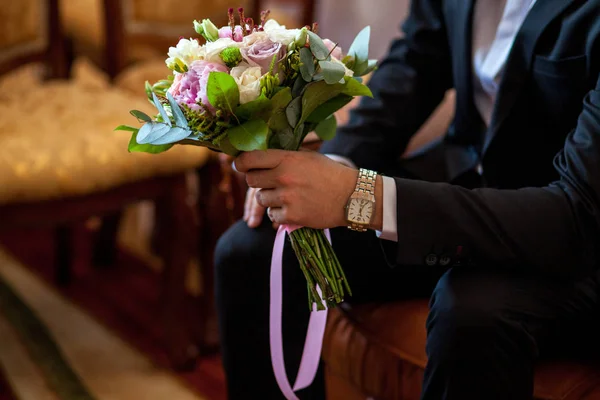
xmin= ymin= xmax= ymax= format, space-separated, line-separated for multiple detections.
xmin=252 ymin=0 xmax=316 ymax=28
xmin=0 ymin=0 xmax=211 ymax=370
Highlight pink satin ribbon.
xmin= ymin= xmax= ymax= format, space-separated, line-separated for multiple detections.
xmin=270 ymin=225 xmax=330 ymax=400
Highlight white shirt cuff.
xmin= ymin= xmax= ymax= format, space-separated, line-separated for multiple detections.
xmin=376 ymin=176 xmax=398 ymax=242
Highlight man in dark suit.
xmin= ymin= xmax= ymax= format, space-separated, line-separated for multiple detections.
xmin=215 ymin=0 xmax=600 ymax=398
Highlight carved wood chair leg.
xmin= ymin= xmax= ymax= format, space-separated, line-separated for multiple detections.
xmin=92 ymin=212 xmax=122 ymax=268
xmin=54 ymin=225 xmax=73 ymax=286
xmin=158 ymin=174 xmax=199 ymax=371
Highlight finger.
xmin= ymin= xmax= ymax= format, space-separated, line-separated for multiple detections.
xmin=248 ymin=195 xmax=266 ymax=229
xmin=255 ymin=188 xmax=285 ymax=208
xmin=243 ymin=188 xmax=254 ymax=222
xmin=267 ymin=206 xmax=288 ymax=225
xmin=272 ymin=221 xmax=280 ymax=230
xmin=234 ymin=150 xmax=287 ymax=173
xmin=246 ymin=169 xmax=280 ymax=189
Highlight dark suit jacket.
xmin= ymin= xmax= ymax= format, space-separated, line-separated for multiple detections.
xmin=320 ymin=0 xmax=600 ymax=276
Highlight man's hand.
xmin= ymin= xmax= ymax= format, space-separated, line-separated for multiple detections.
xmin=235 ymin=150 xmax=362 ymax=229
xmin=244 ymin=187 xmax=280 ymax=229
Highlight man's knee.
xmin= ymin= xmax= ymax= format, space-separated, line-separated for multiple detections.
xmin=215 ymin=219 xmax=276 ymax=281
xmin=426 ymin=268 xmax=536 ymax=359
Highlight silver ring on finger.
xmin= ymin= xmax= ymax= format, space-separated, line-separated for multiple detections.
xmin=267 ymin=207 xmax=274 ymax=222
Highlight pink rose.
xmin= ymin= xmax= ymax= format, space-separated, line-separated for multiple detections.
xmin=323 ymin=39 xmax=343 ymax=60
xmin=219 ymin=26 xmax=244 ymax=42
xmin=241 ymin=38 xmax=286 ymax=74
xmin=168 ymin=73 xmax=184 ymax=97
xmin=168 ymin=60 xmax=229 ymax=115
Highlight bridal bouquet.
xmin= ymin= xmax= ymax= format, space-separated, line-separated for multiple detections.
xmin=117 ymin=8 xmax=376 ymax=309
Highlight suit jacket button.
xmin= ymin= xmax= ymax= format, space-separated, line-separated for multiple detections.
xmin=425 ymin=254 xmax=438 ymax=266
xmin=439 ymin=255 xmax=452 ymax=266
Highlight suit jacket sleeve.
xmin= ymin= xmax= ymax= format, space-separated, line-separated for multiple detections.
xmin=319 ymin=0 xmax=453 ymax=173
xmin=393 ymin=75 xmax=600 ymax=277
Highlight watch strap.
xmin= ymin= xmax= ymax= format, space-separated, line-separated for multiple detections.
xmin=347 ymin=168 xmax=377 ymax=232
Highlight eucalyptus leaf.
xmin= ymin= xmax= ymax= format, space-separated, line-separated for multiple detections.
xmin=150 ymin=126 xmax=192 ymax=145
xmin=286 ymin=96 xmax=303 ymax=128
xmin=136 ymin=122 xmax=171 ymax=144
xmin=115 ymin=125 xmax=139 ymax=133
xmin=292 ymin=75 xmax=309 ymax=97
xmin=348 ymin=26 xmax=371 ymax=76
xmin=307 ymin=31 xmax=330 ymax=61
xmin=314 ymin=115 xmax=337 ymax=141
xmin=299 ymin=47 xmax=315 ymax=82
xmin=306 ymin=94 xmax=353 ymax=123
xmin=128 ymin=131 xmax=173 ymax=154
xmin=130 ymin=110 xmax=152 ymax=123
xmin=152 ymin=93 xmax=171 ymax=126
xmin=236 ymin=94 xmax=272 ymax=121
xmin=318 ymin=60 xmax=346 ymax=84
xmin=227 ymin=119 xmax=270 ymax=151
xmin=166 ymin=92 xmax=188 ymax=128
xmin=207 ymin=71 xmax=240 ymax=114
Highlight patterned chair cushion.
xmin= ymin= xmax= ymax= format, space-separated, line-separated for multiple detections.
xmin=0 ymin=64 xmax=210 ymax=205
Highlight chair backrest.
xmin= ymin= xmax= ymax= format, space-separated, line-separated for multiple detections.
xmin=0 ymin=0 xmax=69 ymax=79
xmin=252 ymin=0 xmax=316 ymax=28
xmin=102 ymin=0 xmax=254 ymax=79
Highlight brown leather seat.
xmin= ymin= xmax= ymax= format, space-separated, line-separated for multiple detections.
xmin=322 ymin=301 xmax=600 ymax=400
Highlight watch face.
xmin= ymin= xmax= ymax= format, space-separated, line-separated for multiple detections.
xmin=347 ymin=198 xmax=374 ymax=224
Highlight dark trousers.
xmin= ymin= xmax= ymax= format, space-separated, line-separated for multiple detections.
xmin=214 ymin=146 xmax=600 ymax=399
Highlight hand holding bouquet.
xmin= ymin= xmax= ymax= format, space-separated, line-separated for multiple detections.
xmin=117 ymin=8 xmax=376 ymax=309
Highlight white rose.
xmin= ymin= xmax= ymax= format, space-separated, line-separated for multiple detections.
xmin=242 ymin=31 xmax=270 ymax=47
xmin=230 ymin=64 xmax=263 ymax=104
xmin=205 ymin=37 xmax=243 ymax=64
xmin=263 ymin=19 xmax=299 ymax=45
xmin=165 ymin=38 xmax=205 ymax=69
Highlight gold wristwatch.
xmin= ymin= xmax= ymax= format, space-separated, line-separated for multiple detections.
xmin=345 ymin=168 xmax=377 ymax=232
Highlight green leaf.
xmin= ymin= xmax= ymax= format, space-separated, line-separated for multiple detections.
xmin=341 ymin=77 xmax=373 ymax=97
xmin=227 ymin=119 xmax=270 ymax=151
xmin=299 ymin=80 xmax=344 ymax=126
xmin=145 ymin=81 xmax=153 ymax=101
xmin=314 ymin=115 xmax=337 ymax=141
xmin=348 ymin=26 xmax=371 ymax=76
xmin=277 ymin=128 xmax=296 ymax=150
xmin=268 ymin=87 xmax=293 ymax=134
xmin=271 ymin=87 xmax=292 ymax=110
xmin=115 ymin=125 xmax=139 ymax=133
xmin=130 ymin=110 xmax=152 ymax=122
xmin=307 ymin=31 xmax=330 ymax=60
xmin=286 ymin=96 xmax=302 ymax=128
xmin=207 ymin=71 xmax=240 ymax=114
xmin=318 ymin=60 xmax=346 ymax=84
xmin=166 ymin=92 xmax=188 ymax=128
xmin=299 ymin=47 xmax=315 ymax=82
xmin=236 ymin=94 xmax=272 ymax=121
xmin=128 ymin=131 xmax=173 ymax=154
xmin=306 ymin=94 xmax=353 ymax=123
xmin=152 ymin=93 xmax=171 ymax=126
xmin=364 ymin=59 xmax=378 ymax=75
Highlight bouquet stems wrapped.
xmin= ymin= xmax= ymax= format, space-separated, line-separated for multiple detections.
xmin=116 ymin=8 xmax=377 ymax=308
